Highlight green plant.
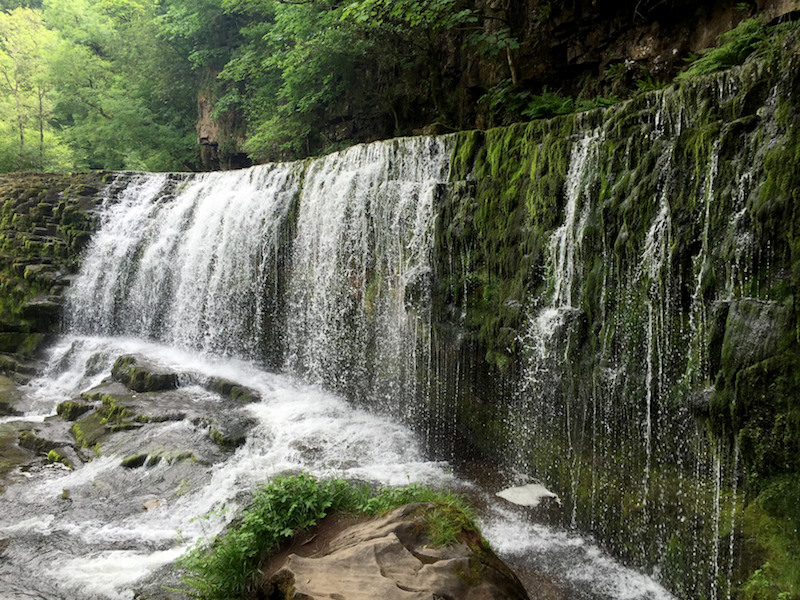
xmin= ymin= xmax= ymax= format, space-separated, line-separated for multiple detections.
xmin=177 ymin=473 xmax=480 ymax=600
xmin=520 ymin=89 xmax=619 ymax=121
xmin=636 ymin=70 xmax=670 ymax=92
xmin=605 ymin=61 xmax=627 ymax=84
xmin=521 ymin=88 xmax=575 ymax=120
xmin=477 ymin=79 xmax=532 ymax=126
xmin=678 ymin=17 xmax=766 ymax=80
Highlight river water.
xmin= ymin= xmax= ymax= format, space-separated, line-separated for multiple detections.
xmin=0 ymin=335 xmax=675 ymax=600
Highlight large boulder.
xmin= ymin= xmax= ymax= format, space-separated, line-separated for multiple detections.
xmin=261 ymin=502 xmax=530 ymax=600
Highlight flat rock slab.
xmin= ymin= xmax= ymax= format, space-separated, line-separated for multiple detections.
xmin=262 ymin=502 xmax=529 ymax=600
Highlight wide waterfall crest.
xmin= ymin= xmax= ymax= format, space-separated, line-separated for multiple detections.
xmin=67 ymin=136 xmax=451 ymax=378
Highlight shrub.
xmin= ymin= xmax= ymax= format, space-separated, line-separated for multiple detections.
xmin=678 ymin=17 xmax=766 ymax=80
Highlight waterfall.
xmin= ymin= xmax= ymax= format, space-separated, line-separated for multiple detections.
xmin=68 ymin=164 xmax=301 ymax=359
xmin=68 ymin=136 xmax=450 ymax=387
xmin=0 ymin=134 xmax=680 ymax=600
xmin=284 ymin=136 xmax=451 ymax=414
xmin=5 ymin=48 xmax=796 ymax=599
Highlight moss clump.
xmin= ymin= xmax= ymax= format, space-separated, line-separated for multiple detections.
xmin=111 ymin=356 xmax=178 ymax=393
xmin=70 ymin=412 xmax=106 ymax=450
xmin=47 ymin=449 xmax=73 ymax=469
xmin=121 ymin=454 xmax=148 ymax=469
xmin=209 ymin=428 xmax=246 ymax=450
xmin=208 ymin=377 xmax=259 ymax=403
xmin=18 ymin=430 xmax=58 ymax=454
xmin=56 ymin=400 xmax=92 ymax=421
xmin=740 ymin=477 xmax=800 ymax=599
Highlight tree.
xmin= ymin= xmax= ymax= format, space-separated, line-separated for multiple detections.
xmin=43 ymin=0 xmax=200 ymax=170
xmin=0 ymin=7 xmax=62 ymax=170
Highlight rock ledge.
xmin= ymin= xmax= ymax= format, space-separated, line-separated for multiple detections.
xmin=260 ymin=502 xmax=529 ymax=600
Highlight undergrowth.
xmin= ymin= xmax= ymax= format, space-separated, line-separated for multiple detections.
xmin=176 ymin=472 xmax=478 ymax=600
xmin=678 ymin=17 xmax=767 ymax=80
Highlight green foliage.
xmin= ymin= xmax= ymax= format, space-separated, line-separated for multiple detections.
xmin=521 ymin=89 xmax=619 ymax=121
xmin=635 ymin=70 xmax=669 ymax=92
xmin=477 ymin=79 xmax=532 ymax=126
xmin=0 ymin=7 xmax=72 ymax=171
xmin=177 ymin=473 xmax=479 ymax=600
xmin=678 ymin=17 xmax=766 ymax=80
xmin=0 ymin=0 xmax=201 ymax=173
xmin=521 ymin=88 xmax=576 ymax=120
xmin=741 ymin=486 xmax=800 ymax=600
xmin=43 ymin=0 xmax=200 ymax=170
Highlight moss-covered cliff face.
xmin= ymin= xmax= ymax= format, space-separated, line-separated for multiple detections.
xmin=434 ymin=27 xmax=800 ymax=600
xmin=0 ymin=173 xmax=109 ymax=357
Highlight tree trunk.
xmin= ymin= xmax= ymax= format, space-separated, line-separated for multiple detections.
xmin=38 ymin=86 xmax=44 ymax=168
xmin=15 ymin=87 xmax=24 ymax=170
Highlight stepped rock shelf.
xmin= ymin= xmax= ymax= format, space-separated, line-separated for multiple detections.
xmin=2 ymin=30 xmax=800 ymax=600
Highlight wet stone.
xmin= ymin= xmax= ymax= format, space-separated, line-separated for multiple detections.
xmin=56 ymin=400 xmax=92 ymax=421
xmin=111 ymin=355 xmax=179 ymax=393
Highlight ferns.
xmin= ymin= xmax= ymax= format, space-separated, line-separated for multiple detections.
xmin=678 ymin=17 xmax=767 ymax=80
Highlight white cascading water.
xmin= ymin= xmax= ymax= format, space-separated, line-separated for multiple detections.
xmin=284 ymin=136 xmax=449 ymax=417
xmin=69 ymin=163 xmax=302 ymax=358
xmin=0 ymin=136 xmax=674 ymax=600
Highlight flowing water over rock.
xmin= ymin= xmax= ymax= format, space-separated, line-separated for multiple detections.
xmin=0 ymin=135 xmax=678 ymax=599
xmin=0 ymin=336 xmax=675 ymax=600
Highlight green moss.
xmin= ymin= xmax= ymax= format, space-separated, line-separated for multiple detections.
xmin=18 ymin=430 xmax=57 ymax=454
xmin=121 ymin=454 xmax=148 ymax=469
xmin=47 ymin=449 xmax=73 ymax=469
xmin=111 ymin=355 xmax=178 ymax=393
xmin=56 ymin=400 xmax=91 ymax=421
xmin=0 ymin=172 xmax=105 ymax=344
xmin=71 ymin=412 xmax=106 ymax=450
xmin=740 ymin=486 xmax=800 ymax=600
xmin=209 ymin=428 xmax=246 ymax=450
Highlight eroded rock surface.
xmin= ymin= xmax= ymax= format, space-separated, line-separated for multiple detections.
xmin=261 ymin=502 xmax=530 ymax=600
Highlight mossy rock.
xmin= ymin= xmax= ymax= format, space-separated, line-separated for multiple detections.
xmin=209 ymin=417 xmax=255 ymax=450
xmin=47 ymin=449 xmax=73 ymax=469
xmin=18 ymin=430 xmax=59 ymax=454
xmin=208 ymin=377 xmax=260 ymax=403
xmin=0 ymin=374 xmax=21 ymax=415
xmin=111 ymin=355 xmax=179 ymax=393
xmin=210 ymin=427 xmax=246 ymax=450
xmin=56 ymin=400 xmax=92 ymax=421
xmin=71 ymin=412 xmax=107 ymax=450
xmin=121 ymin=454 xmax=148 ymax=469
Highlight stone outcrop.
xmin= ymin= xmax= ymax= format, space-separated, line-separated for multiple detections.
xmin=261 ymin=502 xmax=530 ymax=600
xmin=0 ymin=172 xmax=109 ymax=356
xmin=112 ymin=355 xmax=179 ymax=393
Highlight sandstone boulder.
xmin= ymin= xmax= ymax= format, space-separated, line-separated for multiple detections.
xmin=260 ymin=502 xmax=530 ymax=600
